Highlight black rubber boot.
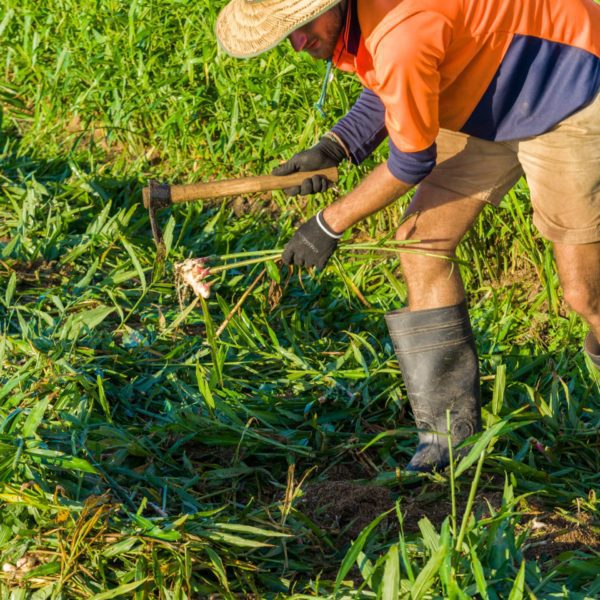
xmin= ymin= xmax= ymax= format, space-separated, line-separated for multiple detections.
xmin=385 ymin=301 xmax=482 ymax=472
xmin=584 ymin=332 xmax=600 ymax=371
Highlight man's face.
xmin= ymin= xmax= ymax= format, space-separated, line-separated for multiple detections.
xmin=288 ymin=2 xmax=346 ymax=60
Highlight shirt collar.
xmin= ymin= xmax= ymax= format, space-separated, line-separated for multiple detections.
xmin=332 ymin=0 xmax=361 ymax=70
xmin=346 ymin=0 xmax=361 ymax=56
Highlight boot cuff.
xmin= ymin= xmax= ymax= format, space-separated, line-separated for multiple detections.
xmin=385 ymin=301 xmax=472 ymax=355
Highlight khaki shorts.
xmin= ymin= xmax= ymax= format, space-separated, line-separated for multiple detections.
xmin=424 ymin=93 xmax=600 ymax=244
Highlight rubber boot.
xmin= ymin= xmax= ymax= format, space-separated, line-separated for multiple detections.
xmin=385 ymin=301 xmax=481 ymax=472
xmin=584 ymin=332 xmax=600 ymax=371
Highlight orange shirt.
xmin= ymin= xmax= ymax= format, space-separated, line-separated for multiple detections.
xmin=333 ymin=0 xmax=600 ymax=153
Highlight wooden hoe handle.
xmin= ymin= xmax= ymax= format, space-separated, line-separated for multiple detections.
xmin=142 ymin=166 xmax=339 ymax=209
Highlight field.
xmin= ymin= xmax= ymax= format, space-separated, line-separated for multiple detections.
xmin=1 ymin=1 xmax=599 ymax=598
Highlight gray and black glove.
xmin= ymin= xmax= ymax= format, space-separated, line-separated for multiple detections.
xmin=282 ymin=210 xmax=342 ymax=270
xmin=272 ymin=135 xmax=348 ymax=196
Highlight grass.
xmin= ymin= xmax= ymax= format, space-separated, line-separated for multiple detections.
xmin=1 ymin=0 xmax=599 ymax=597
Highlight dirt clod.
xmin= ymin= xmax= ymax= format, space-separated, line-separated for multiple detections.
xmin=299 ymin=480 xmax=394 ymax=542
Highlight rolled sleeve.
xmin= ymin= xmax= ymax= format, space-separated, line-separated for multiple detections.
xmin=331 ymin=88 xmax=387 ymax=164
xmin=387 ymin=139 xmax=437 ymax=184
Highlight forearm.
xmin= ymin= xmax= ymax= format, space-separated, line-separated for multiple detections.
xmin=322 ymin=163 xmax=413 ymax=233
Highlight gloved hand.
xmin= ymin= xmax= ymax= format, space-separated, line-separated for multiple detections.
xmin=282 ymin=210 xmax=342 ymax=270
xmin=272 ymin=135 xmax=348 ymax=196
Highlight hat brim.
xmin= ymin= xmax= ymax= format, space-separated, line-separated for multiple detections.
xmin=216 ymin=0 xmax=342 ymax=59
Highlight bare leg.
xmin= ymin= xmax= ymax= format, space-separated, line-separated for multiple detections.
xmin=387 ymin=184 xmax=488 ymax=471
xmin=554 ymin=241 xmax=600 ymax=355
xmin=395 ymin=183 xmax=487 ymax=309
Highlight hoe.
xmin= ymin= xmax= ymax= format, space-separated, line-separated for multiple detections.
xmin=142 ymin=167 xmax=339 ymax=259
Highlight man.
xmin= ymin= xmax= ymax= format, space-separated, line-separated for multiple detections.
xmin=216 ymin=0 xmax=600 ymax=472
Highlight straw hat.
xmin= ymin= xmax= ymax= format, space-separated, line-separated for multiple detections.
xmin=216 ymin=0 xmax=343 ymax=58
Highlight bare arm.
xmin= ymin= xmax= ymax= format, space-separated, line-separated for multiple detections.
xmin=322 ymin=162 xmax=413 ymax=233
xmin=280 ymin=163 xmax=414 ymax=269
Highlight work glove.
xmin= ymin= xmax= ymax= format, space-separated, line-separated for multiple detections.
xmin=282 ymin=210 xmax=342 ymax=270
xmin=272 ymin=134 xmax=348 ymax=196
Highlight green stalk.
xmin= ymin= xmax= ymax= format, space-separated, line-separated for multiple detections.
xmin=216 ymin=249 xmax=283 ymax=260
xmin=209 ymin=254 xmax=282 ymax=274
xmin=447 ymin=409 xmax=457 ymax=539
xmin=207 ymin=241 xmax=463 ymax=275
xmin=455 ymin=449 xmax=486 ymax=552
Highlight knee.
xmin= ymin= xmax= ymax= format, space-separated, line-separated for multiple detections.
xmin=394 ymin=219 xmax=457 ymax=271
xmin=562 ymin=281 xmax=599 ymax=320
xmin=395 ymin=218 xmax=415 ymax=244
xmin=395 ymin=220 xmax=417 ymax=270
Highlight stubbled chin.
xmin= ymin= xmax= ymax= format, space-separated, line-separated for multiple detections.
xmin=307 ymin=48 xmax=331 ymax=60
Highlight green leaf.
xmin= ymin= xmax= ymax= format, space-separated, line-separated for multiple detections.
xmin=25 ymin=448 xmax=98 ymax=474
xmin=75 ymin=305 xmax=115 ymax=330
xmin=213 ymin=522 xmax=289 ymax=537
xmin=74 ymin=258 xmax=99 ymax=289
xmin=396 ymin=504 xmax=415 ymax=583
xmin=23 ymin=561 xmax=61 ymax=580
xmin=361 ymin=428 xmax=403 ymax=452
xmin=507 ymin=560 xmax=525 ymax=600
xmin=335 ymin=508 xmax=393 ymax=593
xmin=469 ymin=546 xmax=489 ymax=600
xmin=196 ymin=362 xmax=215 ymax=411
xmin=0 ymin=8 xmax=14 ymax=38
xmin=418 ymin=517 xmax=440 ymax=553
xmin=491 ymin=363 xmax=506 ymax=416
xmin=455 ymin=420 xmax=506 ymax=478
xmin=162 ymin=215 xmax=176 ymax=256
xmin=0 ymin=523 xmax=13 ymax=544
xmin=356 ymin=551 xmax=376 ymax=588
xmin=447 ymin=579 xmax=472 ymax=600
xmin=96 ymin=375 xmax=112 ymax=423
xmin=381 ymin=544 xmax=400 ymax=600
xmin=0 ymin=371 xmax=30 ymax=402
xmin=265 ymin=259 xmax=280 ymax=283
xmin=410 ymin=543 xmax=447 ymax=600
xmin=4 ymin=271 xmax=16 ymax=306
xmin=205 ymin=547 xmax=230 ymax=592
xmin=351 ymin=341 xmax=369 ymax=375
xmin=205 ymin=465 xmax=255 ymax=479
xmin=200 ymin=296 xmax=222 ymax=386
xmin=102 ymin=537 xmax=140 ymax=557
xmin=202 ymin=530 xmax=273 ymax=548
xmin=121 ymin=236 xmax=147 ymax=291
xmin=21 ymin=395 xmax=50 ymax=438
xmin=89 ymin=579 xmax=148 ymax=600
xmin=29 ymin=583 xmax=56 ymax=600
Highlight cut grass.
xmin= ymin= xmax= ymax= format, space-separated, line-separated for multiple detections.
xmin=1 ymin=0 xmax=599 ymax=597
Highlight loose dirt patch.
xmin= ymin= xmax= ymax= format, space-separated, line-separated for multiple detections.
xmin=299 ymin=480 xmax=394 ymax=542
xmin=299 ymin=465 xmax=504 ymax=544
xmin=399 ymin=487 xmax=504 ymax=533
xmin=522 ymin=508 xmax=600 ymax=561
xmin=1 ymin=258 xmax=68 ymax=287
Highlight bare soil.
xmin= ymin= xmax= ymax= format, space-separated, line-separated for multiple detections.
xmin=299 ymin=467 xmax=600 ymax=564
xmin=298 ymin=465 xmax=504 ymax=544
xmin=298 ymin=479 xmax=394 ymax=542
xmin=2 ymin=258 xmax=67 ymax=287
xmin=521 ymin=506 xmax=600 ymax=561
